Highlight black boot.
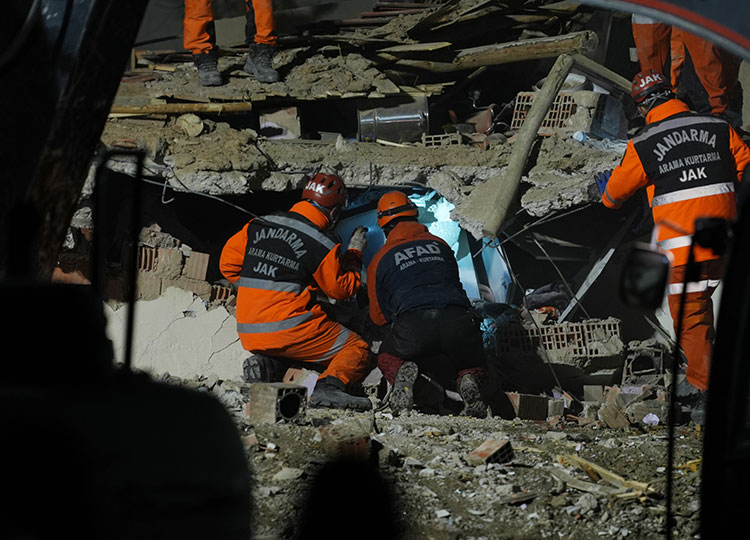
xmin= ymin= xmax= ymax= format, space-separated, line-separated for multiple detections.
xmin=309 ymin=376 xmax=372 ymax=411
xmin=193 ymin=51 xmax=222 ymax=87
xmin=390 ymin=361 xmax=418 ymax=414
xmin=242 ymin=355 xmax=288 ymax=383
xmin=457 ymin=370 xmax=489 ymax=419
xmin=243 ymin=43 xmax=279 ymax=83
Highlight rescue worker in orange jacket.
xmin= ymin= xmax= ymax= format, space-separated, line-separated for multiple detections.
xmin=366 ymin=191 xmax=490 ymax=418
xmin=630 ymin=16 xmax=742 ymax=126
xmin=597 ymin=69 xmax=750 ymax=395
xmin=184 ymin=0 xmax=278 ymax=86
xmin=219 ymin=173 xmax=372 ymax=411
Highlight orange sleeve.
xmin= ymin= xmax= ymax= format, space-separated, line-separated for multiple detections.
xmin=602 ymin=140 xmax=651 ymax=209
xmin=729 ymin=127 xmax=750 ymax=183
xmin=366 ymin=254 xmax=388 ymax=327
xmin=312 ymin=245 xmax=362 ymax=301
xmin=219 ymin=223 xmax=249 ymax=284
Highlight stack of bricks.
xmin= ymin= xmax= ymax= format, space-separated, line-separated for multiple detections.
xmin=134 ymin=246 xmax=212 ymax=301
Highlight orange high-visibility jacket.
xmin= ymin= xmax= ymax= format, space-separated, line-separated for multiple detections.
xmin=220 ymin=201 xmax=362 ymax=352
xmin=603 ymin=99 xmax=750 ymax=266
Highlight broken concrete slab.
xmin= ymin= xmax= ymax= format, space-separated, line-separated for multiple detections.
xmin=105 ymin=286 xmax=247 ymax=381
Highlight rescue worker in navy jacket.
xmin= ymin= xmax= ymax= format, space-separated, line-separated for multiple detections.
xmin=366 ymin=191 xmax=490 ymax=417
xmin=220 ymin=173 xmax=372 ymax=411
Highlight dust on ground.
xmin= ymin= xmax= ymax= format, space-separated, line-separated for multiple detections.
xmin=177 ymin=376 xmax=704 ymax=540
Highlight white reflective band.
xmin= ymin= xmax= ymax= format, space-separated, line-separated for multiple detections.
xmin=237 ymin=312 xmax=313 ymax=334
xmin=633 ymin=115 xmax=726 ymax=145
xmin=263 ymin=215 xmax=336 ymax=250
xmin=632 ymin=14 xmax=658 ymax=24
xmin=651 ymin=182 xmax=735 ymax=207
xmin=668 ymin=279 xmax=721 ymax=295
xmin=238 ymin=277 xmax=303 ymax=293
xmin=313 ymin=326 xmax=351 ymax=363
xmin=658 ymin=235 xmax=693 ymax=250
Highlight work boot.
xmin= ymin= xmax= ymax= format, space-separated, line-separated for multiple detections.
xmin=309 ymin=376 xmax=372 ymax=411
xmin=242 ymin=354 xmax=288 ymax=383
xmin=193 ymin=51 xmax=222 ymax=87
xmin=390 ymin=361 xmax=418 ymax=414
xmin=690 ymin=391 xmax=708 ymax=426
xmin=457 ymin=369 xmax=489 ymax=419
xmin=243 ymin=43 xmax=279 ymax=83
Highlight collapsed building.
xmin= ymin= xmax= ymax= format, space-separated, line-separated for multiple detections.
xmin=50 ymin=0 xmax=702 ymax=427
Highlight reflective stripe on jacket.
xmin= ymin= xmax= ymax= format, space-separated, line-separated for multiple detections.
xmin=602 ymin=99 xmax=750 ymax=266
xmin=220 ymin=201 xmax=362 ymax=351
xmin=366 ymin=221 xmax=470 ymax=326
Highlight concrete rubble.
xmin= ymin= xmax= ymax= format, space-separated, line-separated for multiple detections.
xmin=46 ymin=0 xmax=743 ymax=536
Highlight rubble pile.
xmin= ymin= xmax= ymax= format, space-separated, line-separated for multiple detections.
xmin=154 ymin=372 xmax=704 ymax=539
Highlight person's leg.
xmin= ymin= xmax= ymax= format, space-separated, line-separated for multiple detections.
xmin=184 ymin=0 xmax=215 ymax=54
xmin=243 ymin=0 xmax=279 ymax=82
xmin=184 ymin=0 xmax=222 ymax=86
xmin=255 ymin=318 xmax=372 ymax=410
xmin=438 ymin=307 xmax=490 ymax=418
xmin=631 ymin=15 xmax=672 ymax=76
xmin=667 ymin=260 xmax=724 ymax=392
xmin=679 ymin=30 xmax=730 ymax=115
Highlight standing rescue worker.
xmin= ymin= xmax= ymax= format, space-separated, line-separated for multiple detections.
xmin=220 ymin=173 xmax=372 ymax=411
xmin=597 ymin=69 xmax=750 ymax=397
xmin=367 ymin=191 xmax=490 ymax=418
xmin=630 ymin=17 xmax=742 ymax=126
xmin=184 ymin=0 xmax=279 ymax=86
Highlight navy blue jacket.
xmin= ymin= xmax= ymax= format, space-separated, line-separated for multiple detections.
xmin=366 ymin=221 xmax=470 ymax=325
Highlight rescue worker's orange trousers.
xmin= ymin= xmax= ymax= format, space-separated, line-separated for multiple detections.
xmin=631 ymin=18 xmax=671 ymax=75
xmin=184 ymin=0 xmax=276 ymax=54
xmin=248 ymin=317 xmax=371 ymax=386
xmin=671 ymin=27 xmax=740 ymax=116
xmin=667 ymin=259 xmax=725 ymax=392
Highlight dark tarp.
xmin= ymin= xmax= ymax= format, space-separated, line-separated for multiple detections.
xmin=579 ymin=0 xmax=750 ymax=60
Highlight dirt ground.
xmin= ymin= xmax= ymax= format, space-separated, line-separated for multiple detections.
xmin=179 ymin=376 xmax=704 ymax=540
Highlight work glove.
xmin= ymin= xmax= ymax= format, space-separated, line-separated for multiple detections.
xmin=594 ymin=169 xmax=613 ymax=196
xmin=348 ymin=226 xmax=368 ymax=253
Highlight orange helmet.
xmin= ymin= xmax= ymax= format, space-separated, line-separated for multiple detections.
xmin=631 ymin=69 xmax=672 ymax=104
xmin=377 ymin=191 xmax=418 ymax=228
xmin=302 ymin=173 xmax=348 ymax=209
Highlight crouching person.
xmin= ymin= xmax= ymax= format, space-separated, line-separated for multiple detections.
xmin=220 ymin=173 xmax=372 ymax=411
xmin=367 ymin=191 xmax=490 ymax=418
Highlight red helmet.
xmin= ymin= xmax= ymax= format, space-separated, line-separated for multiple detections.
xmin=631 ymin=69 xmax=672 ymax=104
xmin=377 ymin=191 xmax=418 ymax=228
xmin=301 ymin=173 xmax=348 ymax=209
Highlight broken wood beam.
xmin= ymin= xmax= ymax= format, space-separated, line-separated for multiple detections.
xmin=361 ymin=9 xmax=425 ymax=17
xmin=456 ymin=53 xmax=576 ymax=239
xmin=374 ymin=2 xmax=432 ymax=10
xmin=572 ymin=53 xmax=631 ymax=94
xmin=376 ymin=31 xmax=597 ymax=73
xmin=109 ymin=102 xmax=253 ymax=116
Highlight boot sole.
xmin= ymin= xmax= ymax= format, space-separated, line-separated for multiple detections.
xmin=459 ymin=376 xmax=488 ymax=419
xmin=390 ymin=361 xmax=418 ymax=413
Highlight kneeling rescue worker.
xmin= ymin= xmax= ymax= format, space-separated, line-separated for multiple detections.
xmin=367 ymin=191 xmax=491 ymax=418
xmin=220 ymin=173 xmax=372 ymax=411
xmin=597 ymin=69 xmax=750 ymax=398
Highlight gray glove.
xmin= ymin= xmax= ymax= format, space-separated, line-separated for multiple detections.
xmin=348 ymin=226 xmax=368 ymax=252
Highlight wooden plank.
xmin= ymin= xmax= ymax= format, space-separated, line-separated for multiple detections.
xmin=109 ymin=102 xmax=253 ymax=115
xmin=377 ymin=41 xmax=452 ymax=53
xmin=361 ymin=9 xmax=425 ymax=17
xmin=456 ymin=54 xmax=576 ymax=238
xmin=376 ymin=31 xmax=597 ymax=73
xmin=572 ymin=53 xmax=631 ymax=93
